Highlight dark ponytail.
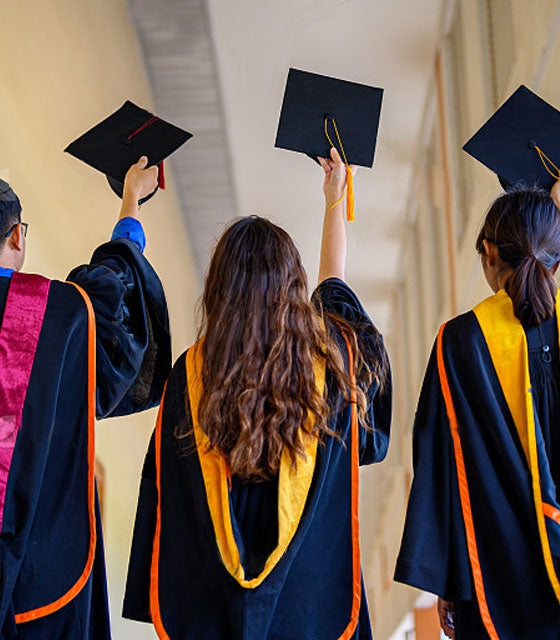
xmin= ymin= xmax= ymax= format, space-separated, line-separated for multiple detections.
xmin=476 ymin=189 xmax=560 ymax=327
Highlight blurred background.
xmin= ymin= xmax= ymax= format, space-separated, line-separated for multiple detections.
xmin=2 ymin=1 xmax=559 ymax=638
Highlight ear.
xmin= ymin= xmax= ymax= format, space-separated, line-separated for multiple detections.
xmin=482 ymin=238 xmax=499 ymax=267
xmin=5 ymin=223 xmax=23 ymax=253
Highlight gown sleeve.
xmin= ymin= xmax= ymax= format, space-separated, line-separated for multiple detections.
xmin=393 ymin=343 xmax=473 ymax=601
xmin=67 ymin=238 xmax=171 ymax=418
xmin=311 ymin=277 xmax=391 ymax=465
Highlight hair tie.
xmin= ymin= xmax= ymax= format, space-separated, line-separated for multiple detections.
xmin=534 ymin=250 xmax=560 ymax=270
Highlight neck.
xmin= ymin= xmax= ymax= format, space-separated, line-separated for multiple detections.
xmin=0 ymin=253 xmax=18 ymax=271
xmin=497 ymin=271 xmax=513 ymax=291
xmin=491 ymin=261 xmax=513 ymax=292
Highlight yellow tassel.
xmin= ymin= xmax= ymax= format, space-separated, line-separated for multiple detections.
xmin=324 ymin=117 xmax=355 ymax=221
xmin=346 ymin=166 xmax=355 ymax=222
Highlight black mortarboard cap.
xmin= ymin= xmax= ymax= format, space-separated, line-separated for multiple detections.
xmin=0 ymin=180 xmax=21 ymax=217
xmin=274 ymin=68 xmax=383 ymax=168
xmin=463 ymin=85 xmax=560 ymax=191
xmin=65 ymin=101 xmax=193 ymax=203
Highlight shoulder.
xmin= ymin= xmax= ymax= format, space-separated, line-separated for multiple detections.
xmin=47 ymin=280 xmax=92 ymax=320
xmin=441 ymin=309 xmax=479 ymax=337
xmin=313 ymin=278 xmax=380 ymax=333
xmin=438 ymin=309 xmax=486 ymax=359
xmin=313 ymin=277 xmax=365 ymax=312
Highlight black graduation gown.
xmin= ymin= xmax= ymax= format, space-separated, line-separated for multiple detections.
xmin=395 ymin=289 xmax=560 ymax=640
xmin=0 ymin=239 xmax=170 ymax=639
xmin=123 ymin=278 xmax=392 ymax=640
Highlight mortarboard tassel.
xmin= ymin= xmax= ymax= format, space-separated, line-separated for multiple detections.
xmin=346 ymin=165 xmax=354 ymax=222
xmin=158 ymin=161 xmax=166 ymax=190
xmin=325 ymin=117 xmax=355 ymax=221
xmin=532 ymin=144 xmax=560 ymax=181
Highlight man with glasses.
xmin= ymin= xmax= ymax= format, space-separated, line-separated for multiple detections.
xmin=0 ymin=187 xmax=28 ymax=276
xmin=0 ymin=157 xmax=170 ymax=639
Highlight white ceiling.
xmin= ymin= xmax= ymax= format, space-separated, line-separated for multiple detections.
xmin=131 ymin=0 xmax=446 ymax=333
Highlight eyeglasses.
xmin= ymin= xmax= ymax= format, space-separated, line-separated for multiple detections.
xmin=4 ymin=222 xmax=28 ymax=238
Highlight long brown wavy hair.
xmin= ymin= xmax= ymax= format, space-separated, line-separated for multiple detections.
xmin=476 ymin=188 xmax=560 ymax=327
xmin=178 ymin=216 xmax=387 ymax=481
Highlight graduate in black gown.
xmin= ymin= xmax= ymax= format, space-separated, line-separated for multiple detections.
xmin=0 ymin=157 xmax=170 ymax=639
xmin=394 ymin=183 xmax=560 ymax=639
xmin=123 ymin=147 xmax=392 ymax=639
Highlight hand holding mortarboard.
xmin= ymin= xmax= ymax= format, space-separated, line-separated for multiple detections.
xmin=119 ymin=157 xmax=159 ymax=221
xmin=275 ymin=68 xmax=383 ymax=221
xmin=65 ymin=101 xmax=192 ymax=205
xmin=318 ymin=147 xmax=357 ymax=211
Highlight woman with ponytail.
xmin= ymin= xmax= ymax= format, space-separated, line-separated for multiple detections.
xmin=123 ymin=148 xmax=391 ymax=639
xmin=395 ymin=185 xmax=560 ymax=639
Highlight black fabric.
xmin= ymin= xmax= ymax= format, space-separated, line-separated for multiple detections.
xmin=68 ymin=239 xmax=171 ymax=417
xmin=313 ymin=278 xmax=392 ymax=463
xmin=463 ymin=85 xmax=560 ymax=191
xmin=0 ymin=239 xmax=170 ymax=638
xmin=123 ymin=277 xmax=391 ymax=639
xmin=453 ymin=314 xmax=560 ymax=639
xmin=230 ymin=476 xmax=279 ymax=580
xmin=65 ymin=101 xmax=192 ymax=200
xmin=395 ymin=310 xmax=560 ymax=639
xmin=275 ymin=68 xmax=383 ymax=167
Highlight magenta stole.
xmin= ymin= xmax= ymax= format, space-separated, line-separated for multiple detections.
xmin=0 ymin=272 xmax=50 ymax=529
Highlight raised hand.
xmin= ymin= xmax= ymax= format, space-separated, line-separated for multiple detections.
xmin=318 ymin=147 xmax=356 ymax=209
xmin=119 ymin=157 xmax=159 ymax=220
xmin=123 ymin=156 xmax=159 ymax=202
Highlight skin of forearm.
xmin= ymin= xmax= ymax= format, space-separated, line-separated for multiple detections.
xmin=318 ymin=200 xmax=346 ymax=283
xmin=118 ymin=191 xmax=141 ymax=221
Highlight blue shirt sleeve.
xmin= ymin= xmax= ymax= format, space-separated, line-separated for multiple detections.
xmin=111 ymin=217 xmax=146 ymax=253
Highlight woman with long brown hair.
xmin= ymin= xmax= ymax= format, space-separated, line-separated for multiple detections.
xmin=123 ymin=147 xmax=391 ymax=639
xmin=395 ymin=183 xmax=560 ymax=639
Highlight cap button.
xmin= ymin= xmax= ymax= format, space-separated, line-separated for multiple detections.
xmin=528 ymin=139 xmax=537 ymax=149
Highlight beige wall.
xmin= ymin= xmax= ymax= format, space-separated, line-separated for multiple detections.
xmin=0 ymin=2 xmax=200 ymax=638
xmin=369 ymin=1 xmax=560 ymax=638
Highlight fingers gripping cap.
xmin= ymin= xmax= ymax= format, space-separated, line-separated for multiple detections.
xmin=64 ymin=101 xmax=193 ymax=204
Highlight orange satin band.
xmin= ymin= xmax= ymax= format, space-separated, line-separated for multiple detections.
xmin=149 ymin=384 xmax=171 ymax=640
xmin=336 ymin=331 xmax=361 ymax=640
xmin=437 ymin=323 xmax=500 ymax=640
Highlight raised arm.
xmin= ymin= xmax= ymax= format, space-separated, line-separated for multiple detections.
xmin=317 ymin=147 xmax=356 ymax=284
xmin=67 ymin=156 xmax=170 ymax=418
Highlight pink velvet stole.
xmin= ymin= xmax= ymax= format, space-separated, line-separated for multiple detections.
xmin=0 ymin=272 xmax=50 ymax=529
